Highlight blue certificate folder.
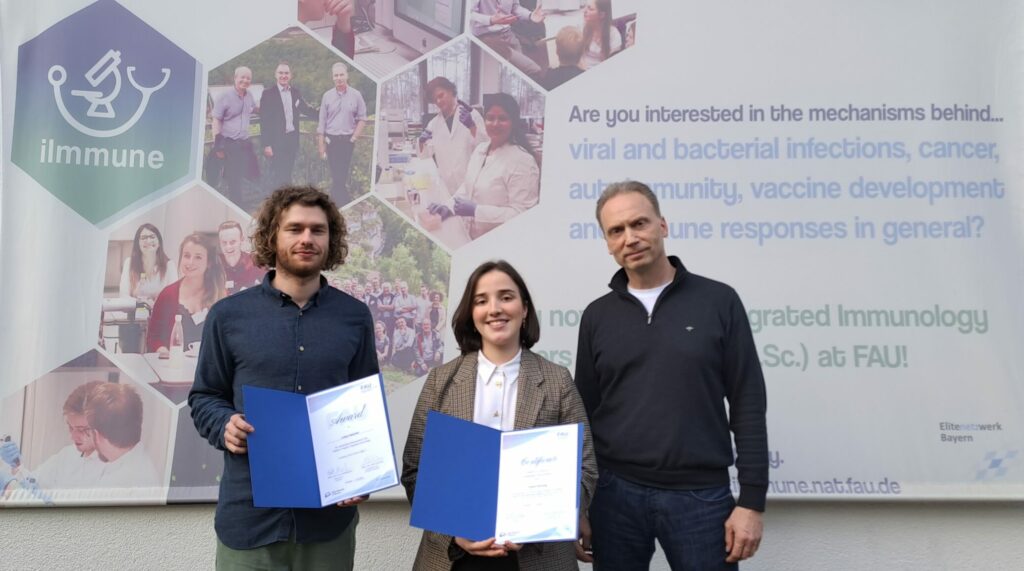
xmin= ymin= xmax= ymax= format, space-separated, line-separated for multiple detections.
xmin=242 ymin=375 xmax=399 ymax=508
xmin=409 ymin=411 xmax=583 ymax=542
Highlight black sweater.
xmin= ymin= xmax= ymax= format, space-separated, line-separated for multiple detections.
xmin=575 ymin=257 xmax=769 ymax=511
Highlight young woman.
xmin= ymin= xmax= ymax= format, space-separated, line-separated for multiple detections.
xmin=402 ymin=260 xmax=597 ymax=570
xmin=428 ymin=94 xmax=540 ymax=241
xmin=147 ymin=233 xmax=226 ymax=354
xmin=119 ymin=223 xmax=177 ymax=301
xmin=579 ymin=0 xmax=621 ymax=70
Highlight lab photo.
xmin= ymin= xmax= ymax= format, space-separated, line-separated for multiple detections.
xmin=203 ymin=28 xmax=377 ymax=212
xmin=0 ymin=350 xmax=172 ymax=506
xmin=377 ymin=35 xmax=546 ymax=249
xmin=470 ymin=0 xmax=638 ymax=90
xmin=298 ymin=0 xmax=468 ymax=80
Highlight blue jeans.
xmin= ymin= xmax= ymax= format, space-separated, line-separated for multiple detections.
xmin=589 ymin=468 xmax=738 ymax=571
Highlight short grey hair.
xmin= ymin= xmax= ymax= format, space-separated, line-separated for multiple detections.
xmin=595 ymin=180 xmax=661 ymax=229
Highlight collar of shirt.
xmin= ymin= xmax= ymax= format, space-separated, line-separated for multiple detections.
xmin=279 ymin=84 xmax=290 ymax=93
xmin=477 ymin=349 xmax=522 ymax=388
xmin=260 ymin=270 xmax=328 ymax=307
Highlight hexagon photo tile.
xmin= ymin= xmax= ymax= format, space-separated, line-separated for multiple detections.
xmin=298 ymin=0 xmax=468 ymax=81
xmin=0 ymin=349 xmax=173 ymax=506
xmin=469 ymin=0 xmax=639 ymax=91
xmin=10 ymin=0 xmax=201 ymax=226
xmin=202 ymin=27 xmax=378 ymax=213
xmin=377 ymin=35 xmax=546 ymax=249
xmin=99 ymin=184 xmax=259 ymax=405
xmin=325 ymin=196 xmax=452 ymax=392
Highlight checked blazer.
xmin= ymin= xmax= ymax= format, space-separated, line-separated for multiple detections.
xmin=402 ymin=350 xmax=598 ymax=571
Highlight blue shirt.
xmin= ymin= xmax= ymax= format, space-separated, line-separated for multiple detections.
xmin=188 ymin=272 xmax=379 ymax=549
xmin=317 ymin=86 xmax=367 ymax=136
xmin=213 ymin=89 xmax=256 ymax=141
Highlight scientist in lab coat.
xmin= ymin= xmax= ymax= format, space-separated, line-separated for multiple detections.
xmin=419 ymin=77 xmax=489 ymax=196
xmin=428 ymin=93 xmax=540 ymax=240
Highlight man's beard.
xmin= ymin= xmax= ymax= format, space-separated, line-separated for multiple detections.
xmin=277 ymin=249 xmax=324 ymax=279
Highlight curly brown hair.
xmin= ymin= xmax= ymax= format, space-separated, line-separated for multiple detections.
xmin=251 ymin=185 xmax=348 ymax=271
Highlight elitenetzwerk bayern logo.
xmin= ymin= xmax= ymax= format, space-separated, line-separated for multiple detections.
xmin=12 ymin=0 xmax=200 ymax=225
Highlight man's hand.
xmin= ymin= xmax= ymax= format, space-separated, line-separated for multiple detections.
xmin=724 ymin=506 xmax=763 ymax=563
xmin=326 ymin=0 xmax=355 ymax=32
xmin=575 ymin=513 xmax=594 ymax=563
xmin=264 ymin=146 xmax=273 ymax=158
xmin=336 ymin=494 xmax=369 ymax=507
xmin=455 ymin=537 xmax=519 ymax=557
xmin=223 ymin=413 xmax=254 ymax=454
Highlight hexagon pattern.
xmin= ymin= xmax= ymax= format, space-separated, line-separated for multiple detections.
xmin=5 ymin=0 xmax=637 ymax=504
xmin=0 ymin=349 xmax=173 ymax=506
xmin=202 ymin=27 xmax=378 ymax=213
xmin=326 ymin=196 xmax=452 ymax=393
xmin=377 ymin=35 xmax=546 ymax=249
xmin=468 ymin=0 xmax=639 ymax=91
xmin=10 ymin=0 xmax=200 ymax=225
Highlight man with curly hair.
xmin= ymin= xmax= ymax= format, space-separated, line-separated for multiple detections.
xmin=189 ymin=185 xmax=379 ymax=570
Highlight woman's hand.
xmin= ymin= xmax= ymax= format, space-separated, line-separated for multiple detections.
xmin=454 ymin=537 xmax=521 ymax=557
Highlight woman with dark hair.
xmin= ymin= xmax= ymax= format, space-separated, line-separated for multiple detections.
xmin=579 ymin=0 xmax=621 ymax=70
xmin=402 ymin=260 xmax=597 ymax=571
xmin=147 ymin=233 xmax=227 ymax=354
xmin=119 ymin=223 xmax=177 ymax=301
xmin=427 ymin=93 xmax=540 ymax=241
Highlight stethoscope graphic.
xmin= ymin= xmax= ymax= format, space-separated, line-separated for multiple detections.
xmin=48 ymin=49 xmax=171 ymax=138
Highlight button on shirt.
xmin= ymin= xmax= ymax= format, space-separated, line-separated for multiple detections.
xmin=317 ymin=86 xmax=367 ymax=137
xmin=188 ymin=271 xmax=379 ymax=549
xmin=473 ymin=350 xmax=521 ymax=431
xmin=213 ymin=89 xmax=256 ymax=140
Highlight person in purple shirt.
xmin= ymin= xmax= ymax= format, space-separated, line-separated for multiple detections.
xmin=317 ymin=62 xmax=366 ymax=205
xmin=212 ymin=67 xmax=260 ymax=205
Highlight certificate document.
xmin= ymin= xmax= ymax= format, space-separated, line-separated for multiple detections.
xmin=410 ymin=411 xmax=582 ymax=543
xmin=494 ymin=425 xmax=581 ymax=543
xmin=243 ymin=374 xmax=399 ymax=508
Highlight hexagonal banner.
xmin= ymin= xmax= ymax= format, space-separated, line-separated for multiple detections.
xmin=297 ymin=0 xmax=468 ymax=81
xmin=202 ymin=27 xmax=378 ymax=214
xmin=377 ymin=36 xmax=546 ymax=249
xmin=0 ymin=349 xmax=172 ymax=506
xmin=327 ymin=196 xmax=451 ymax=393
xmin=99 ymin=184 xmax=259 ymax=408
xmin=10 ymin=0 xmax=200 ymax=226
xmin=468 ymin=0 xmax=639 ymax=91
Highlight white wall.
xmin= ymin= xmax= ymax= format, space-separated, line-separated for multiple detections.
xmin=2 ymin=500 xmax=1023 ymax=570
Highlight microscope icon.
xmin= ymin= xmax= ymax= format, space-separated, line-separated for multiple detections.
xmin=48 ymin=49 xmax=171 ymax=138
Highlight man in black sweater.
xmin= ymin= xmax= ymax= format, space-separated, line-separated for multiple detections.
xmin=575 ymin=180 xmax=768 ymax=570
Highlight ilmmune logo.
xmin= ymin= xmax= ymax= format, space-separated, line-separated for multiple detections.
xmin=11 ymin=0 xmax=200 ymax=226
